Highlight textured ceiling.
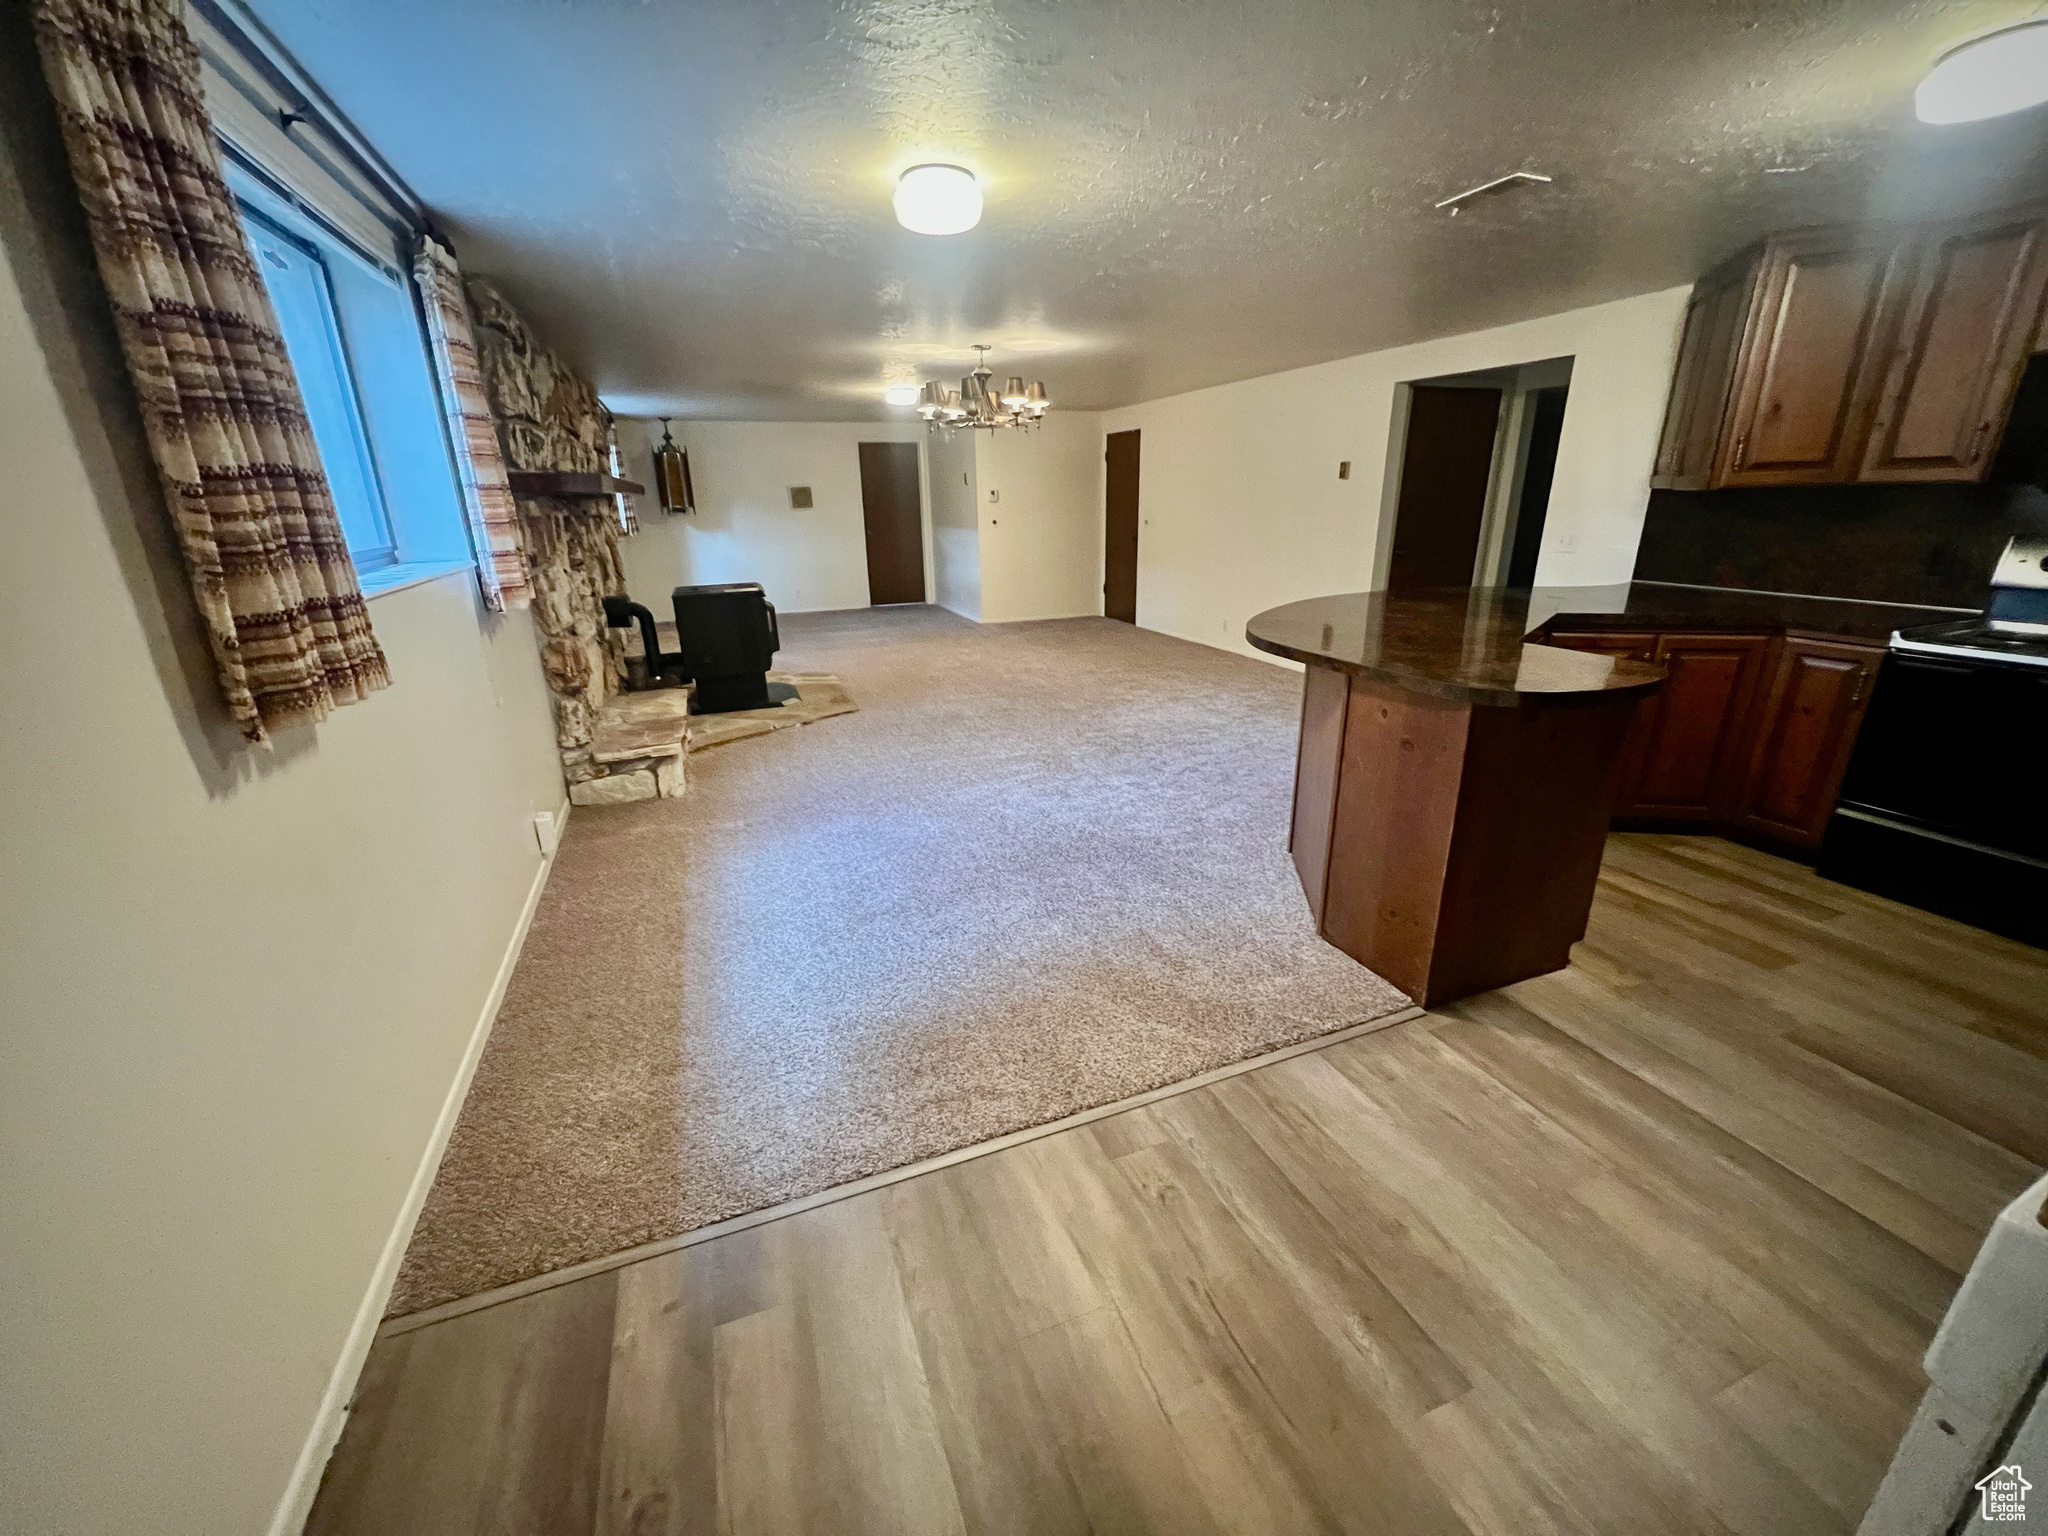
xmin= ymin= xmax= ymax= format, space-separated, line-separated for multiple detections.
xmin=247 ymin=0 xmax=2048 ymax=419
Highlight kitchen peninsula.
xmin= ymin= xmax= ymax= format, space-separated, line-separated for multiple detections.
xmin=1248 ymin=587 xmax=1665 ymax=1006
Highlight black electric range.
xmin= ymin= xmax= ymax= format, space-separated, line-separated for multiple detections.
xmin=1818 ymin=613 xmax=2048 ymax=948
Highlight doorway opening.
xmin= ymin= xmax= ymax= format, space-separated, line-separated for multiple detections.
xmin=858 ymin=441 xmax=926 ymax=605
xmin=1104 ymin=429 xmax=1141 ymax=623
xmin=1381 ymin=356 xmax=1573 ymax=593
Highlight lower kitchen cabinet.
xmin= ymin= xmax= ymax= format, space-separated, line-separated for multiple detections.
xmin=1730 ymin=637 xmax=1884 ymax=848
xmin=1541 ymin=625 xmax=1885 ymax=852
xmin=1622 ymin=632 xmax=1772 ymax=823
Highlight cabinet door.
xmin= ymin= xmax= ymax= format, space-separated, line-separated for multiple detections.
xmin=1653 ymin=254 xmax=1757 ymax=490
xmin=1732 ymin=638 xmax=1883 ymax=848
xmin=1858 ymin=207 xmax=2048 ymax=483
xmin=1620 ymin=633 xmax=1771 ymax=823
xmin=1541 ymin=631 xmax=1658 ymax=809
xmin=1716 ymin=229 xmax=1909 ymax=487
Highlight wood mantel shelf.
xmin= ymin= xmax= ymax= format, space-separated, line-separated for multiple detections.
xmin=506 ymin=471 xmax=645 ymax=499
xmin=1247 ymin=586 xmax=1666 ymax=1007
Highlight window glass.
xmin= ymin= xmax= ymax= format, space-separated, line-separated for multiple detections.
xmin=240 ymin=206 xmax=396 ymax=568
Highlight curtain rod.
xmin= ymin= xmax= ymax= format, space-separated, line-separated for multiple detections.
xmin=185 ymin=0 xmax=427 ymax=231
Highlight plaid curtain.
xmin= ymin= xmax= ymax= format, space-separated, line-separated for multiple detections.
xmin=31 ymin=0 xmax=389 ymax=745
xmin=415 ymin=234 xmax=532 ymax=610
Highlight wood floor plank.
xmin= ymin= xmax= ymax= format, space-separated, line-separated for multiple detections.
xmin=307 ymin=1274 xmax=616 ymax=1536
xmin=305 ymin=837 xmax=2046 ymax=1536
xmin=1713 ymin=1362 xmax=1893 ymax=1523
xmin=1432 ymin=992 xmax=1960 ymax=1339
xmin=1265 ymin=1054 xmax=1845 ymax=1536
xmin=712 ymin=1302 xmax=815 ymax=1536
xmin=1015 ymin=1304 xmax=1230 ymax=1536
xmin=1137 ymin=1088 xmax=1475 ymax=1419
xmin=595 ymin=1226 xmax=781 ymax=1536
xmin=1102 ymin=1133 xmax=1472 ymax=1533
xmin=881 ymin=1170 xmax=1096 ymax=1536
xmin=1526 ymin=966 xmax=1988 ymax=1270
xmin=780 ymin=1201 xmax=967 ymax=1536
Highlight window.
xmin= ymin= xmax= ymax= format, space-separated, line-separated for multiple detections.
xmin=240 ymin=204 xmax=397 ymax=570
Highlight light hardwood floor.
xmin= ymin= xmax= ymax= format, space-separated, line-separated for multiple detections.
xmin=306 ymin=835 xmax=2048 ymax=1536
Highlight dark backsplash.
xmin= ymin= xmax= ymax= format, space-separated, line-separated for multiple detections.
xmin=1633 ymin=354 xmax=2048 ymax=611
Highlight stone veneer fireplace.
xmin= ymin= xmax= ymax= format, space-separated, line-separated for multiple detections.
xmin=466 ymin=279 xmax=687 ymax=802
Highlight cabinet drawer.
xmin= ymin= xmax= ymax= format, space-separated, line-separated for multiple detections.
xmin=1542 ymin=630 xmax=1658 ymax=663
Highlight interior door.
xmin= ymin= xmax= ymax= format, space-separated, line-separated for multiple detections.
xmin=1387 ymin=385 xmax=1502 ymax=594
xmin=1104 ymin=429 xmax=1140 ymax=623
xmin=857 ymin=441 xmax=926 ymax=606
xmin=1858 ymin=207 xmax=2048 ymax=483
xmin=1717 ymin=229 xmax=1907 ymax=487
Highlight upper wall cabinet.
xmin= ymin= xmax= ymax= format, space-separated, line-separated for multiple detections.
xmin=1652 ymin=203 xmax=2048 ymax=491
xmin=1859 ymin=208 xmax=2048 ymax=482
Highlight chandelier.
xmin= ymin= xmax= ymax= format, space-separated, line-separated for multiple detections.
xmin=916 ymin=345 xmax=1051 ymax=431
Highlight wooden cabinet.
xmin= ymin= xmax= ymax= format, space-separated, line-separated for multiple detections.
xmin=1730 ymin=638 xmax=1884 ymax=848
xmin=1622 ymin=633 xmax=1771 ymax=822
xmin=1651 ymin=202 xmax=2048 ymax=491
xmin=1859 ymin=207 xmax=2048 ymax=482
xmin=1541 ymin=626 xmax=1881 ymax=851
xmin=1716 ymin=228 xmax=1909 ymax=487
xmin=1654 ymin=257 xmax=1752 ymax=489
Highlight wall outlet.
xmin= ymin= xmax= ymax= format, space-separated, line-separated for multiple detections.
xmin=1552 ymin=531 xmax=1581 ymax=554
xmin=533 ymin=810 xmax=561 ymax=856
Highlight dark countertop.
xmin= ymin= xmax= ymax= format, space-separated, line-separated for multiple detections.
xmin=1245 ymin=588 xmax=1666 ymax=706
xmin=1533 ymin=580 xmax=1968 ymax=644
xmin=1243 ymin=582 xmax=1974 ymax=706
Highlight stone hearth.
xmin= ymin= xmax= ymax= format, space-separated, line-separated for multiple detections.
xmin=567 ymin=673 xmax=858 ymax=805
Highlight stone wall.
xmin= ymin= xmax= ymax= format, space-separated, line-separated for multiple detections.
xmin=465 ymin=278 xmax=628 ymax=786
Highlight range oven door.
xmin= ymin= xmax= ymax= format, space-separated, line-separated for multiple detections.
xmin=1819 ymin=652 xmax=2048 ymax=946
xmin=1838 ymin=653 xmax=2048 ymax=858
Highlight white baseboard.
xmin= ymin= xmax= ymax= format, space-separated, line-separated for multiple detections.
xmin=265 ymin=797 xmax=571 ymax=1536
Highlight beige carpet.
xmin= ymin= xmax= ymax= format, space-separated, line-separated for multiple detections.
xmin=389 ymin=607 xmax=1411 ymax=1316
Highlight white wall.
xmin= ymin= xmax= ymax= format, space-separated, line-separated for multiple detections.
xmin=0 ymin=75 xmax=566 ymax=1536
xmin=927 ymin=424 xmax=981 ymax=621
xmin=1101 ymin=286 xmax=1692 ymax=661
xmin=615 ymin=418 xmax=926 ymax=614
xmin=974 ymin=412 xmax=1105 ymax=623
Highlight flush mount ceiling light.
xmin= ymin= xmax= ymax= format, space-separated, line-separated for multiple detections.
xmin=914 ymin=345 xmax=1050 ymax=432
xmin=893 ymin=163 xmax=982 ymax=234
xmin=883 ymin=385 xmax=921 ymax=406
xmin=1917 ymin=21 xmax=2048 ymax=124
